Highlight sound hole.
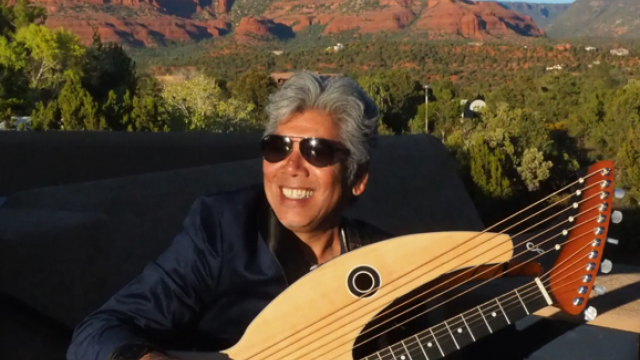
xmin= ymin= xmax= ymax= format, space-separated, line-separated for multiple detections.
xmin=353 ymin=272 xmax=374 ymax=292
xmin=347 ymin=266 xmax=381 ymax=298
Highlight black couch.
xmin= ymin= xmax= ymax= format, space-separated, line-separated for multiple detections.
xmin=0 ymin=132 xmax=636 ymax=360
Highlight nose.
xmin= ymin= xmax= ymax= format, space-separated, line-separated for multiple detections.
xmin=284 ymin=143 xmax=309 ymax=177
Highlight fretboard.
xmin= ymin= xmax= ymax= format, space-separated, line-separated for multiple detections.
xmin=364 ymin=279 xmax=552 ymax=360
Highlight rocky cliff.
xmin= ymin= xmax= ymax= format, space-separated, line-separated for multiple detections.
xmin=29 ymin=0 xmax=546 ymax=46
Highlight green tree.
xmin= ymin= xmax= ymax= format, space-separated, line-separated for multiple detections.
xmin=0 ymin=23 xmax=84 ymax=91
xmin=0 ymin=0 xmax=46 ymax=36
xmin=82 ymin=32 xmax=136 ymax=103
xmin=127 ymin=77 xmax=169 ymax=132
xmin=30 ymin=99 xmax=61 ymax=130
xmin=57 ymin=77 xmax=106 ymax=130
xmin=358 ymin=70 xmax=422 ymax=133
xmin=161 ymin=73 xmax=255 ymax=132
xmin=517 ymin=148 xmax=554 ymax=192
xmin=470 ymin=136 xmax=513 ymax=199
xmin=229 ymin=70 xmax=276 ymax=113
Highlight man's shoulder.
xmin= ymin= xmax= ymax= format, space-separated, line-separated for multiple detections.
xmin=184 ymin=183 xmax=266 ymax=225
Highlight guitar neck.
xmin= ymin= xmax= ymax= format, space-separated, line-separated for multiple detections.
xmin=365 ymin=279 xmax=553 ymax=360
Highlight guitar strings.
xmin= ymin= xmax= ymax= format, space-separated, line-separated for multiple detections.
xmin=315 ymin=207 xmax=600 ymax=357
xmin=266 ymin=205 xmax=597 ymax=360
xmin=288 ymin=201 xmax=601 ymax=360
xmin=321 ymin=226 xmax=598 ymax=360
xmin=373 ymin=237 xmax=602 ymax=360
xmin=387 ymin=275 xmax=585 ymax=360
xmin=240 ymin=170 xmax=603 ymax=360
xmin=263 ymin=194 xmax=604 ymax=360
xmin=376 ymin=283 xmax=542 ymax=360
xmin=284 ymin=221 xmax=597 ymax=360
xmin=402 ymin=238 xmax=596 ymax=353
xmin=253 ymin=188 xmax=603 ymax=360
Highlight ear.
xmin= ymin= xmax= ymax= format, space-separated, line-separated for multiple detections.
xmin=351 ymin=162 xmax=370 ymax=196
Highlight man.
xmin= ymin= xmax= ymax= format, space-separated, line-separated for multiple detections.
xmin=67 ymin=71 xmax=390 ymax=360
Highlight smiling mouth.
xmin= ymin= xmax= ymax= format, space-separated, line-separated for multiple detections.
xmin=281 ymin=187 xmax=314 ymax=200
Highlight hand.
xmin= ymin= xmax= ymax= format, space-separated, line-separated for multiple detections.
xmin=141 ymin=351 xmax=179 ymax=360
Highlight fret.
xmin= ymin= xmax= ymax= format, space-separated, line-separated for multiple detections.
xmin=502 ymin=287 xmax=538 ymax=323
xmin=478 ymin=305 xmax=493 ymax=333
xmin=377 ymin=346 xmax=394 ymax=360
xmin=401 ymin=341 xmax=413 ymax=360
xmin=388 ymin=345 xmax=398 ymax=360
xmin=495 ymin=298 xmax=510 ymax=324
xmin=461 ymin=314 xmax=475 ymax=342
xmin=441 ymin=316 xmax=475 ymax=350
xmin=481 ymin=299 xmax=510 ymax=331
xmin=430 ymin=327 xmax=445 ymax=357
xmin=431 ymin=323 xmax=460 ymax=355
xmin=443 ymin=321 xmax=459 ymax=349
xmin=515 ymin=289 xmax=529 ymax=315
xmin=389 ymin=342 xmax=411 ymax=360
xmin=413 ymin=335 xmax=430 ymax=360
xmin=415 ymin=331 xmax=445 ymax=360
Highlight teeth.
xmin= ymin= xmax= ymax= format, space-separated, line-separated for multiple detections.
xmin=282 ymin=188 xmax=313 ymax=199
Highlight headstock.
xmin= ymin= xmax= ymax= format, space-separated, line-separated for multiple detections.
xmin=547 ymin=160 xmax=617 ymax=316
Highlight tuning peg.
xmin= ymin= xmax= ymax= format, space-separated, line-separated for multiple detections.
xmin=584 ymin=306 xmax=598 ymax=321
xmin=607 ymin=237 xmax=619 ymax=245
xmin=611 ymin=211 xmax=623 ymax=224
xmin=614 ymin=189 xmax=625 ymax=199
xmin=600 ymin=259 xmax=613 ymax=274
xmin=593 ymin=285 xmax=606 ymax=295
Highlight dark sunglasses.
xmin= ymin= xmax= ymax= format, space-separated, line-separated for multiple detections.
xmin=260 ymin=134 xmax=350 ymax=167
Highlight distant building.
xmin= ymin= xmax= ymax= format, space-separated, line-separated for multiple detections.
xmin=460 ymin=99 xmax=486 ymax=119
xmin=325 ymin=43 xmax=344 ymax=53
xmin=468 ymin=42 xmax=483 ymax=47
xmin=271 ymin=50 xmax=284 ymax=56
xmin=585 ymin=46 xmax=598 ymax=51
xmin=546 ymin=64 xmax=563 ymax=71
xmin=610 ymin=48 xmax=629 ymax=56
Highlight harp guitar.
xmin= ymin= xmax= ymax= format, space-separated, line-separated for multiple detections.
xmin=170 ymin=161 xmax=621 ymax=360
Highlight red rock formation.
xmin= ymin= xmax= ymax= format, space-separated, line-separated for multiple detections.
xmin=217 ymin=0 xmax=229 ymax=13
xmin=273 ymin=15 xmax=312 ymax=32
xmin=322 ymin=8 xmax=415 ymax=34
xmin=45 ymin=10 xmax=229 ymax=46
xmin=235 ymin=16 xmax=272 ymax=37
xmin=28 ymin=0 xmax=543 ymax=47
xmin=414 ymin=0 xmax=544 ymax=38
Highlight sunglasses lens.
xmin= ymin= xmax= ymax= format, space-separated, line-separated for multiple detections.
xmin=261 ymin=135 xmax=291 ymax=163
xmin=300 ymin=138 xmax=337 ymax=167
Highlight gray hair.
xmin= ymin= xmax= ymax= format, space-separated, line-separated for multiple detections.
xmin=264 ymin=71 xmax=379 ymax=184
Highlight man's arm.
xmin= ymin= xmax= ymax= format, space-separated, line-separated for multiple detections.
xmin=67 ymin=197 xmax=223 ymax=360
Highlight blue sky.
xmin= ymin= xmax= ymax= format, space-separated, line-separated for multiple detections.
xmin=479 ymin=0 xmax=574 ymax=3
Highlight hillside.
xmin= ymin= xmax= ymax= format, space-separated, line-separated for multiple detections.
xmin=497 ymin=2 xmax=570 ymax=29
xmin=23 ymin=0 xmax=545 ymax=46
xmin=546 ymin=0 xmax=640 ymax=39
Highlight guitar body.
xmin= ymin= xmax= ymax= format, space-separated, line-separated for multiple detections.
xmin=221 ymin=231 xmax=513 ymax=360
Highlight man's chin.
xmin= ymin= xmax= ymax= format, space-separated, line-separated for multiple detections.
xmin=279 ymin=218 xmax=314 ymax=233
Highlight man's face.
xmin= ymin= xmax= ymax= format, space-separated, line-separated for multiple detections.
xmin=263 ymin=109 xmax=350 ymax=234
